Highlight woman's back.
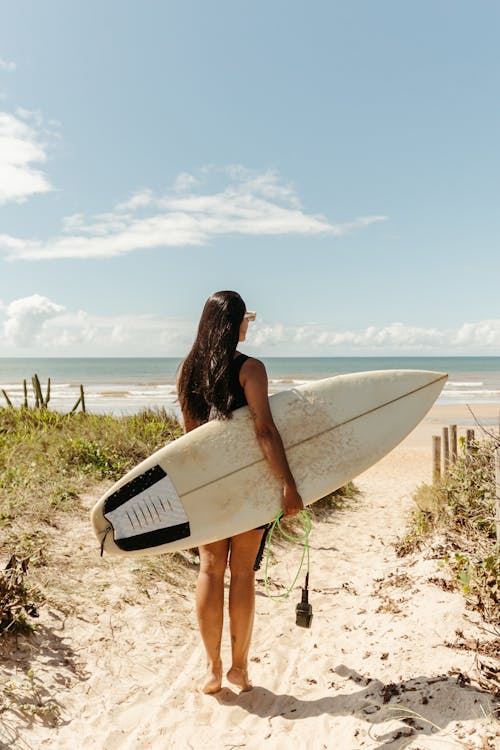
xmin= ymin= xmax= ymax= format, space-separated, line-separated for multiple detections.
xmin=226 ymin=353 xmax=250 ymax=412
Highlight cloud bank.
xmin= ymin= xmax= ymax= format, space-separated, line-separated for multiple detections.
xmin=0 ymin=167 xmax=387 ymax=260
xmin=0 ymin=58 xmax=16 ymax=72
xmin=0 ymin=111 xmax=54 ymax=204
xmin=2 ymin=295 xmax=500 ymax=356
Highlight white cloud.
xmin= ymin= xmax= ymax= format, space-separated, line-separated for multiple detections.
xmin=248 ymin=319 xmax=500 ymax=355
xmin=115 ymin=188 xmax=155 ymax=212
xmin=3 ymin=294 xmax=65 ymax=347
xmin=61 ymin=213 xmax=86 ymax=233
xmin=1 ymin=294 xmax=500 ymax=356
xmin=0 ymin=58 xmax=16 ymax=72
xmin=0 ymin=165 xmax=387 ymax=260
xmin=454 ymin=320 xmax=500 ymax=347
xmin=0 ymin=295 xmax=195 ymax=355
xmin=0 ymin=111 xmax=54 ymax=204
xmin=173 ymin=172 xmax=200 ymax=193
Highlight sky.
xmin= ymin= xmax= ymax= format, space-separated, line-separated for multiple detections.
xmin=0 ymin=0 xmax=499 ymax=357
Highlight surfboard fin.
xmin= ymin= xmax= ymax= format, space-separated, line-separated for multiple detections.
xmin=100 ymin=525 xmax=113 ymax=556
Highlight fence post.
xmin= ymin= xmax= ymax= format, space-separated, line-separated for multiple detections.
xmin=450 ymin=424 xmax=458 ymax=464
xmin=80 ymin=384 xmax=86 ymax=413
xmin=432 ymin=435 xmax=441 ymax=484
xmin=466 ymin=429 xmax=475 ymax=452
xmin=442 ymin=427 xmax=449 ymax=472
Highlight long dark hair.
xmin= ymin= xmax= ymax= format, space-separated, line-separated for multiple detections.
xmin=178 ymin=291 xmax=246 ymax=422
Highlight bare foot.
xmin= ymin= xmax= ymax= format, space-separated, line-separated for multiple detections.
xmin=200 ymin=660 xmax=222 ymax=694
xmin=227 ymin=666 xmax=253 ymax=692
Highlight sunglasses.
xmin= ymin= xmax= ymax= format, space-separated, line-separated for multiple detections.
xmin=243 ymin=311 xmax=257 ymax=322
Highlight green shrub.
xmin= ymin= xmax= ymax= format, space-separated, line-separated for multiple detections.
xmin=401 ymin=436 xmax=499 ymax=623
xmin=61 ymin=438 xmax=126 ymax=479
xmin=446 ymin=551 xmax=499 ymax=623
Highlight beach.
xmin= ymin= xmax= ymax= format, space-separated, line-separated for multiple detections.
xmin=1 ymin=402 xmax=499 ymax=749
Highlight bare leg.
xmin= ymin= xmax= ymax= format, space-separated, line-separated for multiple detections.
xmin=196 ymin=539 xmax=229 ymax=694
xmin=227 ymin=529 xmax=264 ymax=692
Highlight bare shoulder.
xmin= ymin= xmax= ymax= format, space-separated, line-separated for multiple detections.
xmin=240 ymin=356 xmax=267 ymax=382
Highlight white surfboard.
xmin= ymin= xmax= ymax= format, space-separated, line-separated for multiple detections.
xmin=91 ymin=370 xmax=447 ymax=557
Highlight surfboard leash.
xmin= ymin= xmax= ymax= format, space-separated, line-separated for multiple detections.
xmin=262 ymin=509 xmax=314 ymax=628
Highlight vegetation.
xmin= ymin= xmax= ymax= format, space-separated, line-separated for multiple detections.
xmin=397 ymin=435 xmax=499 ymax=624
xmin=0 ymin=406 xmax=182 ymax=528
xmin=311 ymin=481 xmax=360 ymax=514
xmin=0 ymin=554 xmax=43 ymax=635
xmin=0 ymin=405 xmax=183 ymax=626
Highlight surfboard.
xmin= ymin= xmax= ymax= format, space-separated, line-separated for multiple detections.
xmin=91 ymin=369 xmax=447 ymax=557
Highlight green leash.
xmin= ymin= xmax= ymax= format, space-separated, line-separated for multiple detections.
xmin=263 ymin=509 xmax=313 ymax=600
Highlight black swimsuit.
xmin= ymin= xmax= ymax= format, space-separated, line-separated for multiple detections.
xmin=228 ymin=353 xmax=250 ymax=411
xmin=228 ymin=353 xmax=267 ymax=533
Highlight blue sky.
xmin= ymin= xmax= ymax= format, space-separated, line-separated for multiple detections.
xmin=0 ymin=1 xmax=499 ymax=356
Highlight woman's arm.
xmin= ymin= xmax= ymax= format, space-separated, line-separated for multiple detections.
xmin=240 ymin=358 xmax=303 ymax=517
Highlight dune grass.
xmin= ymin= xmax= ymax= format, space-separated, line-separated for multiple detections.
xmin=0 ymin=406 xmax=182 ymax=630
xmin=398 ymin=436 xmax=499 ymax=625
xmin=0 ymin=406 xmax=182 ymax=535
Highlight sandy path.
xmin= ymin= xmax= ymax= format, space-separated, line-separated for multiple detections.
xmin=1 ymin=414 xmax=499 ymax=750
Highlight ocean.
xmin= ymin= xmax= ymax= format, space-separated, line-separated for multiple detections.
xmin=1 ymin=357 xmax=500 ymax=419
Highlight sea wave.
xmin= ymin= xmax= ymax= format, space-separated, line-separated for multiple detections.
xmin=128 ymin=387 xmax=177 ymax=396
xmin=443 ymin=389 xmax=500 ymax=397
xmin=444 ymin=381 xmax=484 ymax=388
xmin=269 ymin=378 xmax=310 ymax=386
xmin=0 ymin=383 xmax=72 ymax=391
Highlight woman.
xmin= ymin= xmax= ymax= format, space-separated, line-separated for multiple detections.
xmin=177 ymin=291 xmax=303 ymax=694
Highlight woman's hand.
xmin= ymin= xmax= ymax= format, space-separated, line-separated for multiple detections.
xmin=282 ymin=483 xmax=304 ymax=517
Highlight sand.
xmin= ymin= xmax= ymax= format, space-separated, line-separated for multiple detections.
xmin=1 ymin=404 xmax=499 ymax=750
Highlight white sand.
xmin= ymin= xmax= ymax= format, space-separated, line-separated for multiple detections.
xmin=1 ymin=405 xmax=499 ymax=749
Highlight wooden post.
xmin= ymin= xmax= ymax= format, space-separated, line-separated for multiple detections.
xmin=450 ymin=425 xmax=457 ymax=464
xmin=442 ymin=427 xmax=449 ymax=472
xmin=495 ymin=446 xmax=500 ymax=550
xmin=466 ymin=429 xmax=475 ymax=453
xmin=80 ymin=384 xmax=86 ymax=413
xmin=433 ymin=435 xmax=441 ymax=484
xmin=23 ymin=379 xmax=28 ymax=409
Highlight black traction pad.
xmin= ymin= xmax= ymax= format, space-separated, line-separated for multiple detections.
xmin=104 ymin=465 xmax=191 ymax=551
